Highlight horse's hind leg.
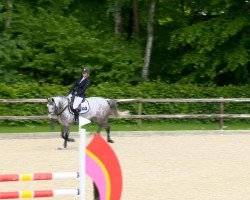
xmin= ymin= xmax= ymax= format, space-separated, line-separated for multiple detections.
xmin=96 ymin=123 xmax=114 ymax=143
xmin=93 ymin=183 xmax=99 ymax=200
xmin=96 ymin=125 xmax=102 ymax=134
xmin=105 ymin=125 xmax=114 ymax=143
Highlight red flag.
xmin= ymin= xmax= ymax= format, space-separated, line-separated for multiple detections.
xmin=86 ymin=134 xmax=122 ymax=200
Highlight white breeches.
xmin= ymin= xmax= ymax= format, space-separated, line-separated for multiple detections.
xmin=73 ymin=96 xmax=83 ymax=109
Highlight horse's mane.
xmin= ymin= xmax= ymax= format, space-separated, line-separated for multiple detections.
xmin=52 ymin=95 xmax=68 ymax=101
xmin=57 ymin=95 xmax=68 ymax=99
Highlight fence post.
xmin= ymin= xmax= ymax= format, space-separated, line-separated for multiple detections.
xmin=219 ymin=97 xmax=224 ymax=130
xmin=137 ymin=98 xmax=142 ymax=129
xmin=79 ymin=116 xmax=91 ymax=200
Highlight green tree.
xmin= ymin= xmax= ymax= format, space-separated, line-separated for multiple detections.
xmin=168 ymin=0 xmax=250 ymax=85
xmin=0 ymin=0 xmax=143 ymax=85
xmin=0 ymin=0 xmax=249 ymax=87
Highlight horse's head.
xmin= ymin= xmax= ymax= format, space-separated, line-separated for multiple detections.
xmin=47 ymin=97 xmax=57 ymax=119
xmin=47 ymin=96 xmax=70 ymax=119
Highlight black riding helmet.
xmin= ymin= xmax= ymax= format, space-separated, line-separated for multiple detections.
xmin=82 ymin=67 xmax=90 ymax=74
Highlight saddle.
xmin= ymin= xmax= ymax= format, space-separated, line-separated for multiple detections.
xmin=69 ymin=96 xmax=90 ymax=115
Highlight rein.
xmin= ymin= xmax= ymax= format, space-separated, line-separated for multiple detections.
xmin=54 ymin=98 xmax=70 ymax=116
xmin=55 ymin=104 xmax=68 ymax=116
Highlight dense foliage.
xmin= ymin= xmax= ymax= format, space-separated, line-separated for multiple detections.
xmin=0 ymin=82 xmax=249 ymax=125
xmin=0 ymin=1 xmax=249 ymax=126
xmin=0 ymin=0 xmax=249 ymax=86
xmin=167 ymin=0 xmax=250 ymax=85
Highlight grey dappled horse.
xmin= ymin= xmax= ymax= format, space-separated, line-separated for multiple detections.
xmin=47 ymin=96 xmax=128 ymax=148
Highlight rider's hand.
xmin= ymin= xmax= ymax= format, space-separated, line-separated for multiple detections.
xmin=67 ymin=94 xmax=72 ymax=98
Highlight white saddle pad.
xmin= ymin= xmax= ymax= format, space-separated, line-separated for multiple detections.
xmin=80 ymin=100 xmax=90 ymax=114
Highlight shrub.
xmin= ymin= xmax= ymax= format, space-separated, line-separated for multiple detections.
xmin=0 ymin=81 xmax=250 ymax=125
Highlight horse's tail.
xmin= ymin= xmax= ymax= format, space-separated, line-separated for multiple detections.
xmin=107 ymin=99 xmax=130 ymax=118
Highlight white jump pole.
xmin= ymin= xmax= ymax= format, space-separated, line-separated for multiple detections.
xmin=78 ymin=116 xmax=91 ymax=200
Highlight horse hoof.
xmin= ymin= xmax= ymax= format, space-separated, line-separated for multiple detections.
xmin=107 ymin=139 xmax=114 ymax=143
xmin=67 ymin=138 xmax=75 ymax=142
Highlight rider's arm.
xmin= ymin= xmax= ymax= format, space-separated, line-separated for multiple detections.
xmin=67 ymin=80 xmax=78 ymax=95
xmin=77 ymin=78 xmax=90 ymax=97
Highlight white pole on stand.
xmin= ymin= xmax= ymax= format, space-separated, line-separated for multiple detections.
xmin=79 ymin=116 xmax=91 ymax=200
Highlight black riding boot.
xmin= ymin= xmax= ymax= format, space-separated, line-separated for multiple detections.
xmin=73 ymin=109 xmax=79 ymax=124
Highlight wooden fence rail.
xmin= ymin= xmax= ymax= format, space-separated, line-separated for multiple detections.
xmin=1 ymin=98 xmax=250 ymax=130
xmin=1 ymin=98 xmax=250 ymax=103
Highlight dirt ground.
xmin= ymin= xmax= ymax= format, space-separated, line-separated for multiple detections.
xmin=1 ymin=130 xmax=250 ymax=200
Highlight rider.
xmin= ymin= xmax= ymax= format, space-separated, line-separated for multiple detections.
xmin=68 ymin=67 xmax=90 ymax=122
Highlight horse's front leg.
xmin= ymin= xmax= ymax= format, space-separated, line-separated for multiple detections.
xmin=60 ymin=127 xmax=68 ymax=148
xmin=61 ymin=126 xmax=74 ymax=148
xmin=66 ymin=126 xmax=75 ymax=143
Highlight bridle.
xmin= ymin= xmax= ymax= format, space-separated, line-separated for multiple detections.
xmin=55 ymin=103 xmax=68 ymax=116
xmin=49 ymin=99 xmax=69 ymax=116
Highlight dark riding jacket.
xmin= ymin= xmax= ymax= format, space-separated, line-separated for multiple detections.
xmin=69 ymin=77 xmax=90 ymax=98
